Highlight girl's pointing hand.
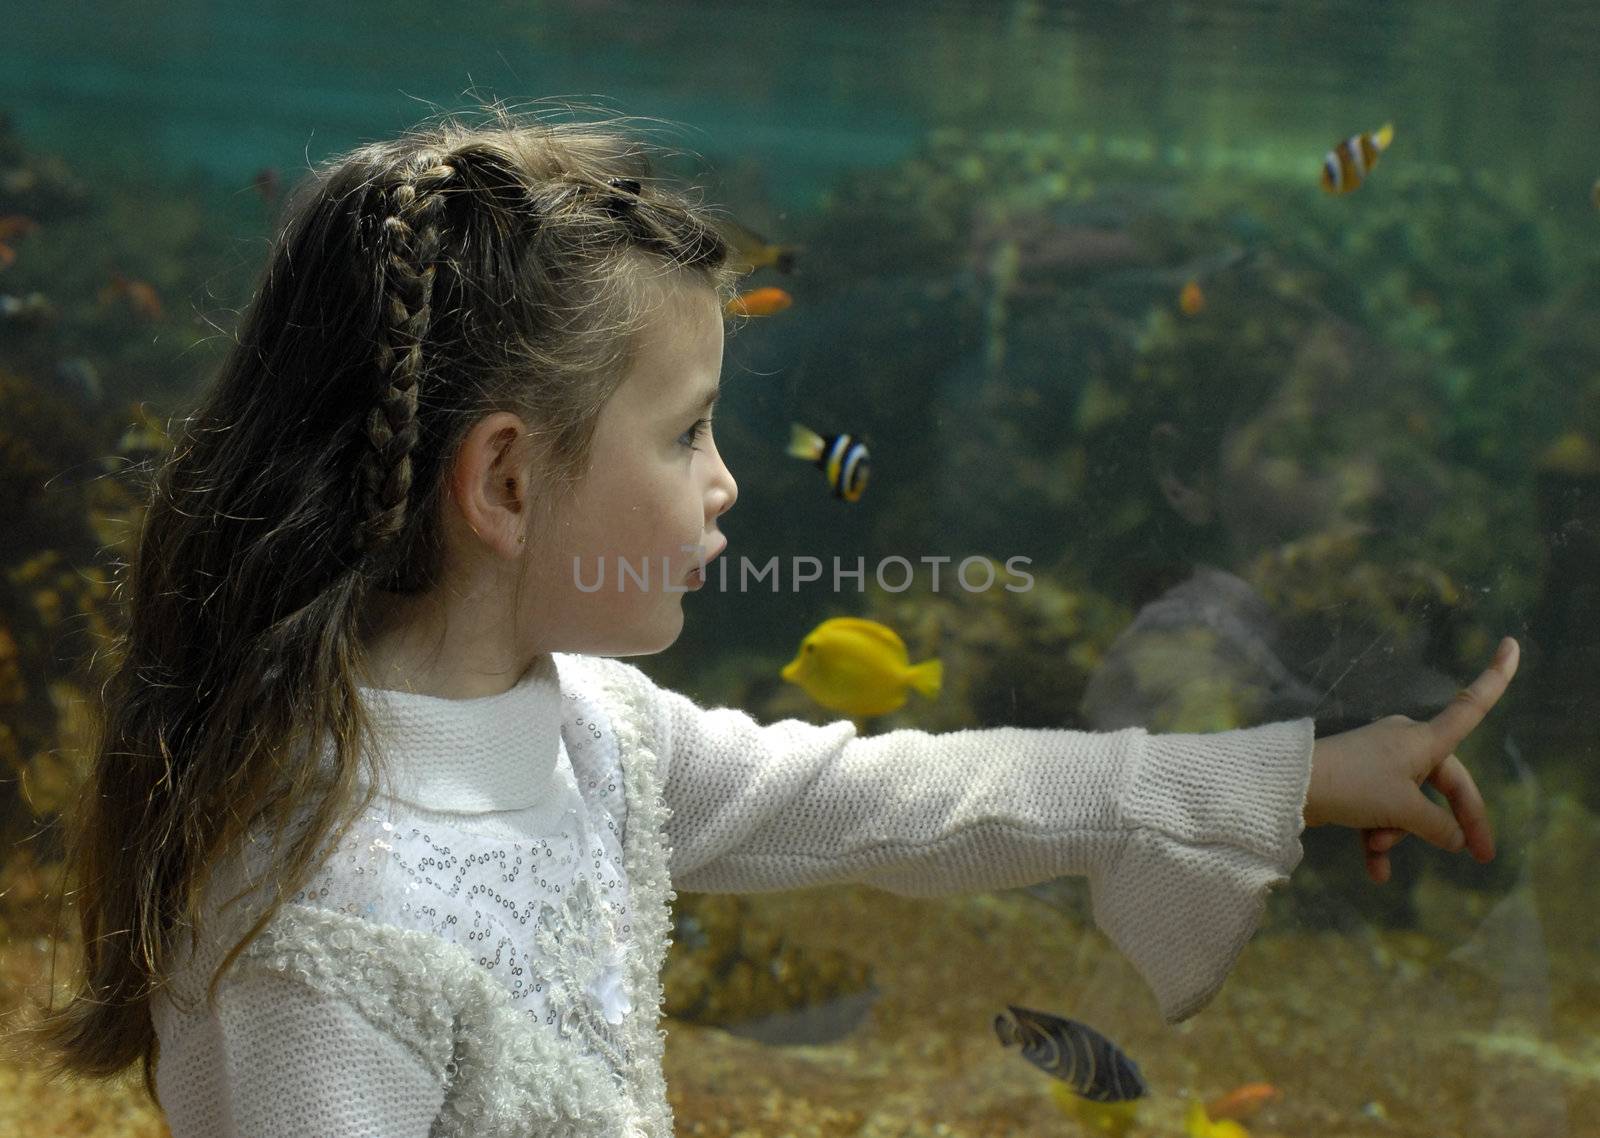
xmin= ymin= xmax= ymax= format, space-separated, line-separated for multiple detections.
xmin=1304 ymin=637 xmax=1520 ymax=884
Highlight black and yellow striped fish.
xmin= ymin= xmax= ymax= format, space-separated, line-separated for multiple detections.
xmin=787 ymin=423 xmax=870 ymax=502
xmin=1320 ymin=123 xmax=1394 ymax=195
xmin=993 ymin=1005 xmax=1146 ymax=1103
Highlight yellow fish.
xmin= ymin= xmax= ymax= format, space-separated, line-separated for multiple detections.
xmin=1187 ymin=1099 xmax=1251 ymax=1138
xmin=1050 ymin=1084 xmax=1138 ymax=1137
xmin=717 ymin=218 xmax=801 ymax=275
xmin=781 ymin=617 xmax=942 ymax=718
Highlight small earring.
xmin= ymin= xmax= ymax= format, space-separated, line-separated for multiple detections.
xmin=517 ymin=533 xmax=526 ymax=544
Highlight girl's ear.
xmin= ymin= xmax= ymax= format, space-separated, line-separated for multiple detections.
xmin=1149 ymin=422 xmax=1215 ymax=526
xmin=452 ymin=412 xmax=541 ymax=556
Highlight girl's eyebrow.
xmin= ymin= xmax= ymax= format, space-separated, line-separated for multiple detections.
xmin=685 ymin=381 xmax=721 ymax=415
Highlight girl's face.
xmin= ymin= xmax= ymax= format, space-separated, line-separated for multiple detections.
xmin=525 ymin=280 xmax=737 ymax=656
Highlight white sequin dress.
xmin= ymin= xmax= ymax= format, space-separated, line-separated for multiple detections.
xmin=152 ymin=651 xmax=1315 ymax=1137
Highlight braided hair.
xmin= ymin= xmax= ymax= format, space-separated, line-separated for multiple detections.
xmin=343 ymin=131 xmax=731 ymax=591
xmin=355 ymin=152 xmax=454 ymax=563
xmin=24 ymin=103 xmax=737 ymax=1091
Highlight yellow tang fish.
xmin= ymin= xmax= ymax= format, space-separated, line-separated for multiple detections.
xmin=1050 ymin=1084 xmax=1139 ymax=1137
xmin=781 ymin=617 xmax=942 ymax=718
xmin=1320 ymin=122 xmax=1394 ymax=194
xmin=1187 ymin=1099 xmax=1251 ymax=1138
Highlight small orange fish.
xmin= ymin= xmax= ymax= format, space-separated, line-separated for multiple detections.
xmin=1321 ymin=123 xmax=1394 ymax=194
xmin=100 ymin=272 xmax=166 ymax=322
xmin=1204 ymin=1082 xmax=1280 ymax=1122
xmin=1179 ymin=279 xmax=1205 ymax=316
xmin=724 ymin=286 xmax=792 ymax=318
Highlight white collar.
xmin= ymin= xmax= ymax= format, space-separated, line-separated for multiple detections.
xmin=355 ymin=655 xmax=564 ymax=813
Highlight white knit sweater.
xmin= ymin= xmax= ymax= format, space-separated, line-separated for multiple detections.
xmin=151 ymin=651 xmax=1315 ymax=1137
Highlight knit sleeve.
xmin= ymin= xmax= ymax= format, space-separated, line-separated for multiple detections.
xmin=620 ymin=664 xmax=1313 ymax=1022
xmin=157 ymin=972 xmax=445 ymax=1138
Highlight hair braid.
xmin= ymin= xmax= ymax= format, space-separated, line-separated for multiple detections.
xmin=24 ymin=106 xmax=746 ymax=1091
xmin=355 ymin=154 xmax=457 ymax=563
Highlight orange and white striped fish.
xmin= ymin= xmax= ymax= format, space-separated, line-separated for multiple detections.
xmin=1320 ymin=123 xmax=1394 ymax=194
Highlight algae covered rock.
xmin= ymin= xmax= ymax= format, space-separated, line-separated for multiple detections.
xmin=663 ymin=893 xmax=875 ymax=1043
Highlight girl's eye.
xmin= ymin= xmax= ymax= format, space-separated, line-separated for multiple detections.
xmin=678 ymin=417 xmax=712 ymax=450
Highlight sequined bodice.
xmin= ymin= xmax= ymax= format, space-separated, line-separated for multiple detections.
xmin=289 ymin=685 xmax=636 ymax=1067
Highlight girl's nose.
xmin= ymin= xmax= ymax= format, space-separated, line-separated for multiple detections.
xmin=708 ymin=443 xmax=737 ymax=518
xmin=711 ymin=469 xmax=738 ymax=518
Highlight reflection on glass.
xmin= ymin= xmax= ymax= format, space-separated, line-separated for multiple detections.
xmin=2 ymin=2 xmax=1597 ymax=1135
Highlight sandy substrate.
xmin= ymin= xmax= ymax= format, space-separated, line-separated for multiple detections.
xmin=4 ymin=883 xmax=1597 ymax=1137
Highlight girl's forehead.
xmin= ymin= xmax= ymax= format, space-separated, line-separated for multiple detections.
xmin=614 ymin=282 xmax=723 ymax=407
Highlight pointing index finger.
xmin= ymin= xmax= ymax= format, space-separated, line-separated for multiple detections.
xmin=1429 ymin=637 xmax=1519 ymax=753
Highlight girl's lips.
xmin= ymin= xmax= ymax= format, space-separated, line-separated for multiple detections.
xmin=684 ymin=539 xmax=727 ymax=589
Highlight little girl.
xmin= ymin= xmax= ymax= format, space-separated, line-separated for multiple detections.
xmin=27 ymin=106 xmax=1517 ymax=1137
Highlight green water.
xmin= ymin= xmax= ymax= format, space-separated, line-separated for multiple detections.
xmin=4 ymin=2 xmax=1600 ymax=1134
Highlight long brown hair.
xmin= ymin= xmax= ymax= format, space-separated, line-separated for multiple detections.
xmin=19 ymin=101 xmax=735 ymax=1096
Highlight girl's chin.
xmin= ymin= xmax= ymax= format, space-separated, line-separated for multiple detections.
xmin=619 ymin=605 xmax=686 ymax=657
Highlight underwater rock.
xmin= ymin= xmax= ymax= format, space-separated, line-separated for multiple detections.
xmin=1519 ymin=795 xmax=1600 ymax=961
xmin=0 ymin=366 xmax=124 ymax=538
xmin=1526 ymin=432 xmax=1600 ymax=749
xmin=663 ymin=893 xmax=876 ymax=1044
xmin=1246 ymin=531 xmax=1481 ymax=727
xmin=0 ymin=845 xmax=56 ymax=941
xmin=7 ymin=552 xmax=120 ymax=677
xmin=19 ymin=680 xmax=95 ymax=818
xmin=0 ymin=431 xmax=51 ymax=520
xmin=0 ymin=624 xmax=22 ymax=706
xmin=84 ymin=474 xmax=149 ymax=562
xmin=1080 ymin=564 xmax=1324 ymax=733
xmin=848 ymin=565 xmax=1128 ymax=732
xmin=53 ymin=357 xmax=104 ymax=407
xmin=0 ymin=112 xmax=92 ymax=219
xmin=0 ymin=291 xmax=57 ymax=328
xmin=1081 ymin=556 xmax=1466 ymax=736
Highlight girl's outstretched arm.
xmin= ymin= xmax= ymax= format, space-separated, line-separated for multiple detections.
xmin=579 ymin=655 xmax=1316 ymax=1022
xmin=1306 ymin=637 xmax=1519 ymax=884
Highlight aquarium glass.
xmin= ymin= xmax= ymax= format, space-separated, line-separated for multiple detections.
xmin=2 ymin=1 xmax=1598 ymax=1134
